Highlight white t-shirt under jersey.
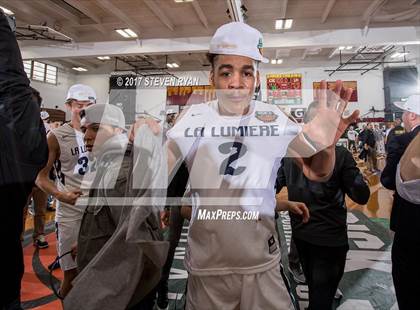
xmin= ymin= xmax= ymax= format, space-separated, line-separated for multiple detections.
xmin=167 ymin=100 xmax=301 ymax=275
xmin=52 ymin=123 xmax=92 ymax=222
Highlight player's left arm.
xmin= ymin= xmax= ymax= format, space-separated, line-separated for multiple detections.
xmin=287 ymin=80 xmax=359 ymax=182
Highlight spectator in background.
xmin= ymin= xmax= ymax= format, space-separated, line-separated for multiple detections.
xmin=381 ymin=95 xmax=420 ymax=310
xmin=40 ymin=110 xmax=51 ymax=133
xmin=362 ymin=123 xmax=378 ymax=172
xmin=276 ymin=101 xmax=370 ymax=310
xmin=385 ymin=121 xmax=394 ymax=142
xmin=346 ymin=125 xmax=358 ymax=153
xmin=374 ymin=123 xmax=385 ymax=155
xmin=0 ymin=12 xmax=48 ymax=310
xmin=386 ymin=118 xmax=404 ymax=152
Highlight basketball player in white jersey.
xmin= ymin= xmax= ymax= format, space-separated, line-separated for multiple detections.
xmin=36 ymin=84 xmax=96 ymax=298
xmin=164 ymin=22 xmax=359 ymax=309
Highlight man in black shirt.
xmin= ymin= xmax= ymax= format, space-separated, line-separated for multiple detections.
xmin=276 ymin=101 xmax=370 ymax=310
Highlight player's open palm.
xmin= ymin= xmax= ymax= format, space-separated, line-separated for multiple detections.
xmin=304 ymin=80 xmax=360 ymax=149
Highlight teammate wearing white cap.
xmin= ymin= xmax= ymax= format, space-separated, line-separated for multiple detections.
xmin=35 ymin=84 xmax=96 ymax=298
xmin=164 ymin=22 xmax=358 ymax=309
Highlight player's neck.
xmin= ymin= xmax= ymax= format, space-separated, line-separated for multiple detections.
xmin=217 ymin=101 xmax=251 ymax=116
xmin=69 ymin=119 xmax=81 ymax=131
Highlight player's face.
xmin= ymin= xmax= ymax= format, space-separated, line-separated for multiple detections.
xmin=210 ymin=55 xmax=260 ymax=115
xmin=82 ymin=123 xmax=117 ymax=153
xmin=67 ymin=100 xmax=94 ymax=120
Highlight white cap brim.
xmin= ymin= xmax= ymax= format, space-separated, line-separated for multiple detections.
xmin=393 ymin=101 xmax=404 ymax=110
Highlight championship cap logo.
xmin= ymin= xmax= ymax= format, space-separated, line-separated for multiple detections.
xmin=255 ymin=111 xmax=278 ymax=123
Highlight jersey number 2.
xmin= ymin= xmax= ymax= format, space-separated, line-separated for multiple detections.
xmin=219 ymin=142 xmax=247 ymax=176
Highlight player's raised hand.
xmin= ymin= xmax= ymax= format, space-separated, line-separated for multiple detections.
xmin=304 ymin=80 xmax=360 ymax=149
xmin=57 ymin=190 xmax=82 ymax=205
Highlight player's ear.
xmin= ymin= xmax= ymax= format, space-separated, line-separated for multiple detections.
xmin=256 ymin=70 xmax=260 ymax=89
xmin=209 ymin=70 xmax=215 ymax=86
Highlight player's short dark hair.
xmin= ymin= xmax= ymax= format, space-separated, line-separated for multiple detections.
xmin=30 ymin=87 xmax=42 ymax=106
xmin=206 ymin=53 xmax=218 ymax=69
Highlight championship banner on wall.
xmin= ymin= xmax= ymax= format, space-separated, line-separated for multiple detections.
xmin=166 ymin=85 xmax=216 ymax=106
xmin=313 ymin=81 xmax=358 ymax=102
xmin=267 ymin=73 xmax=302 ymax=105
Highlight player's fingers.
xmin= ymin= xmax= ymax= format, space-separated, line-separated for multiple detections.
xmin=336 ymin=88 xmax=353 ymax=114
xmin=343 ymin=110 xmax=360 ymax=125
xmin=293 ymin=205 xmax=303 ymax=215
xmin=344 ymin=87 xmax=353 ymax=102
xmin=299 ymin=203 xmax=310 ymax=223
xmin=318 ymin=80 xmax=327 ymax=108
xmin=334 ymin=80 xmax=343 ymax=97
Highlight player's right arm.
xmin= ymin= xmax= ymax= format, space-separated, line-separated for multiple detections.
xmin=35 ymin=132 xmax=81 ymax=205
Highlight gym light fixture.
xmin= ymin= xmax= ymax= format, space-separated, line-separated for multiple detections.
xmin=167 ymin=63 xmax=179 ymax=68
xmin=345 ymin=46 xmax=353 ymax=50
xmin=174 ymin=0 xmax=194 ymax=3
xmin=391 ymin=52 xmax=409 ymax=58
xmin=97 ymin=56 xmax=111 ymax=60
xmin=72 ymin=67 xmax=88 ymax=72
xmin=115 ymin=28 xmax=138 ymax=38
xmin=270 ymin=59 xmax=283 ymax=65
xmin=338 ymin=46 xmax=346 ymax=50
xmin=275 ymin=19 xmax=293 ymax=30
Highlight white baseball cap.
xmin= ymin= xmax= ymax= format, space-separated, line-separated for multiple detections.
xmin=209 ymin=22 xmax=269 ymax=63
xmin=66 ymin=84 xmax=97 ymax=103
xmin=80 ymin=104 xmax=125 ymax=129
xmin=394 ymin=94 xmax=420 ymax=115
xmin=40 ymin=111 xmax=50 ymax=120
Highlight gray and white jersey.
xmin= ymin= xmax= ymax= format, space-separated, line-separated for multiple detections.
xmin=167 ymin=100 xmax=301 ymax=275
xmin=52 ymin=123 xmax=92 ymax=222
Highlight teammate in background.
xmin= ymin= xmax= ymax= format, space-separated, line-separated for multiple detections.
xmin=65 ymin=105 xmax=168 ymax=310
xmin=36 ymin=84 xmax=96 ymax=298
xmin=165 ymin=22 xmax=358 ymax=309
xmin=346 ymin=125 xmax=358 ymax=153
